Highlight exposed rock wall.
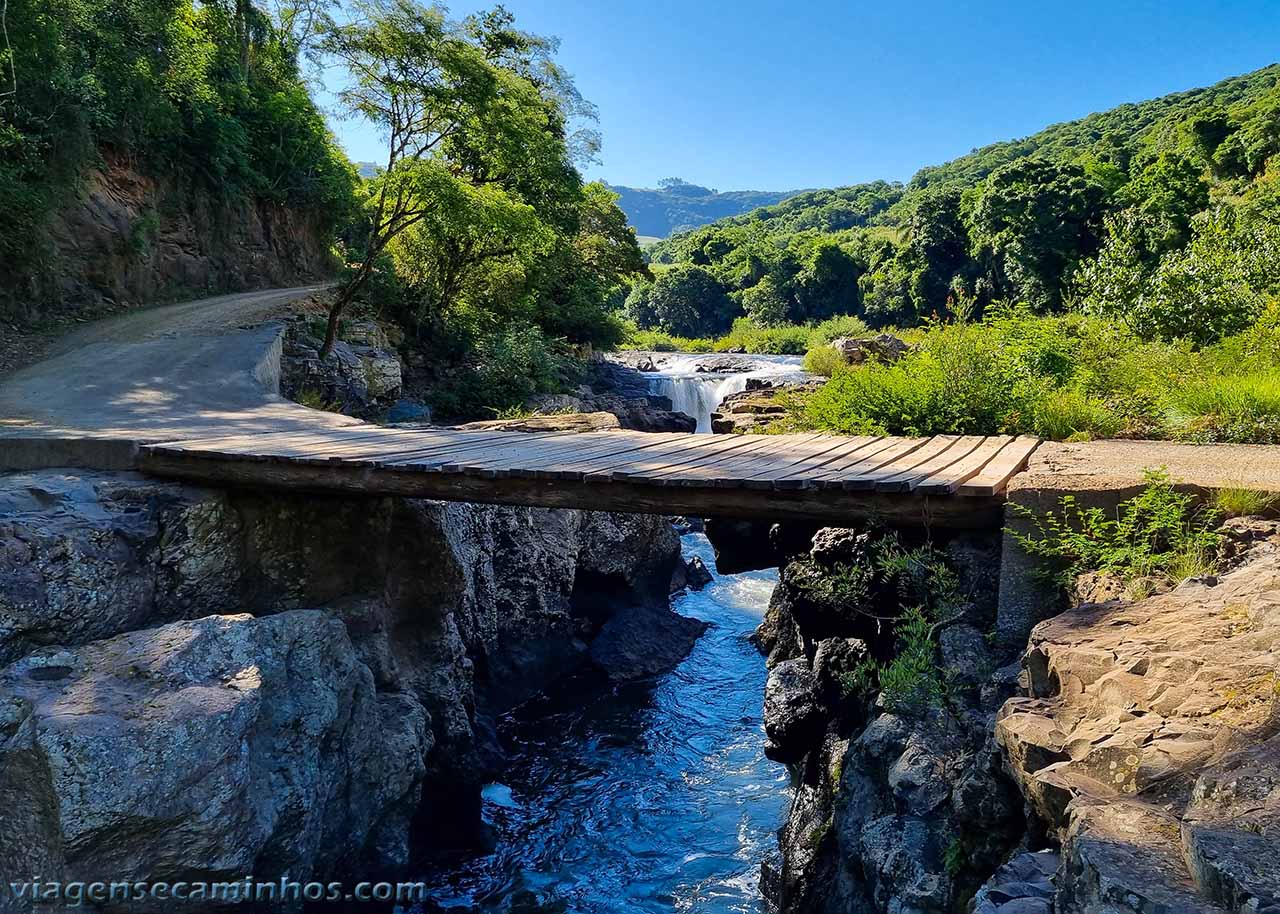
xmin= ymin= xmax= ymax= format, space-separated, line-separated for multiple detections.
xmin=753 ymin=512 xmax=1280 ymax=914
xmin=0 ymin=469 xmax=686 ymax=910
xmin=997 ymin=521 xmax=1280 ymax=914
xmin=6 ymin=154 xmax=332 ymax=322
xmin=751 ymin=524 xmax=1025 ymax=914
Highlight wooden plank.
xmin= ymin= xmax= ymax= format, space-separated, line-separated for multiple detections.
xmin=769 ymin=436 xmax=894 ymax=485
xmin=666 ymin=435 xmax=804 ymax=487
xmin=437 ymin=431 xmax=619 ymax=477
xmin=377 ymin=430 xmax=583 ymax=469
xmin=700 ymin=434 xmax=837 ymax=487
xmin=916 ymin=436 xmax=1015 ymax=495
xmin=835 ymin=436 xmax=962 ymax=491
xmin=958 ymin=436 xmax=1041 ymax=496
xmin=151 ymin=426 xmax=418 ymax=453
xmin=811 ymin=437 xmax=931 ymax=490
xmin=739 ymin=435 xmax=880 ymax=490
xmin=519 ymin=432 xmax=705 ymax=480
xmin=872 ymin=436 xmax=987 ymax=493
xmin=608 ymin=433 xmax=779 ymax=484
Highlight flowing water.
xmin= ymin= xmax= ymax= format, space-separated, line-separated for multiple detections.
xmin=645 ymin=354 xmax=807 ymax=432
xmin=417 ymin=534 xmax=788 ymax=913
xmin=416 ymin=354 xmax=805 ymax=912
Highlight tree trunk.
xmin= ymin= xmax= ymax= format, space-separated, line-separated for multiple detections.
xmin=236 ymin=0 xmax=252 ymax=80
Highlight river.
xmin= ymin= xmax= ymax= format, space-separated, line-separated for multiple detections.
xmin=418 ymin=356 xmax=801 ymax=913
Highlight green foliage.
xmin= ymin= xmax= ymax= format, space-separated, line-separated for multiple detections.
xmin=787 ymin=304 xmax=1279 ymax=444
xmin=1010 ymin=468 xmax=1223 ymax=591
xmin=1080 ymin=208 xmax=1280 ymax=346
xmin=1169 ymin=373 xmax=1280 ymax=443
xmin=0 ymin=0 xmax=355 ymax=296
xmin=803 ymin=344 xmax=847 ymax=378
xmin=944 ymin=839 xmax=970 ymax=880
xmin=741 ymin=275 xmax=792 ymax=327
xmin=1212 ymin=487 xmax=1280 ymax=519
xmin=626 ymin=264 xmax=736 ymax=337
xmin=427 ymin=324 xmax=577 ymax=418
xmin=834 ymin=539 xmax=966 ymax=715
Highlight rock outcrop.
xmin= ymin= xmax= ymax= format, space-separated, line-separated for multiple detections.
xmin=755 ymin=524 xmax=1023 ymax=914
xmin=0 ymin=612 xmax=428 ymax=907
xmin=829 ymin=334 xmax=910 ymax=366
xmin=996 ymin=522 xmax=1280 ymax=914
xmin=280 ymin=319 xmax=404 ymax=419
xmin=0 ymin=468 xmax=694 ymax=909
xmin=6 ymin=153 xmax=332 ymax=322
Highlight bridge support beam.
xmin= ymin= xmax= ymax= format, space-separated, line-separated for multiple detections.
xmin=138 ymin=451 xmax=1007 ymax=530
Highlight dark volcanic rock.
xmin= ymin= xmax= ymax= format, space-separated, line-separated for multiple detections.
xmin=589 ymin=602 xmax=708 ymax=680
xmin=764 ymin=658 xmax=826 ymax=763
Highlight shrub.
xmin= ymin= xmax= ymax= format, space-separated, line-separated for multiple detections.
xmin=807 ymin=314 xmax=871 ymax=348
xmin=1168 ymin=373 xmax=1280 ymax=442
xmin=1028 ymin=387 xmax=1124 ymax=441
xmin=798 ymin=323 xmax=1027 ymax=436
xmin=1009 ymin=468 xmax=1222 ymax=592
xmin=803 ymin=344 xmax=847 ymax=377
xmin=714 ymin=317 xmax=811 ymax=354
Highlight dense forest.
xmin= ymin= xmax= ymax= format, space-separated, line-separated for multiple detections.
xmin=0 ymin=0 xmax=646 ymax=416
xmin=605 ymin=178 xmax=796 ymax=239
xmin=635 ymin=65 xmax=1280 ymax=339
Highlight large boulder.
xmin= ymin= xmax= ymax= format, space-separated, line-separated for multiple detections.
xmin=0 ymin=469 xmax=687 ymax=870
xmin=0 ymin=612 xmax=429 ymax=909
xmin=830 ymin=333 xmax=910 ymax=366
xmin=764 ymin=658 xmax=826 ymax=762
xmin=996 ymin=533 xmax=1280 ymax=914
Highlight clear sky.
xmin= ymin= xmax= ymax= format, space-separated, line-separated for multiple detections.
xmin=325 ymin=0 xmax=1280 ymax=192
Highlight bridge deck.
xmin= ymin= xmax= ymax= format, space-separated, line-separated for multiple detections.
xmin=136 ymin=429 xmax=1041 ymax=529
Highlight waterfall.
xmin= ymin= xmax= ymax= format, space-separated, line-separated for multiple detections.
xmin=645 ymin=354 xmax=807 ymax=433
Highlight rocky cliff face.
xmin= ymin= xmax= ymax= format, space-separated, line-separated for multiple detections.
xmin=8 ymin=154 xmax=331 ymax=322
xmin=996 ymin=519 xmax=1280 ymax=914
xmin=0 ymin=469 xmax=688 ymax=911
xmin=752 ymin=516 xmax=1280 ymax=914
xmin=753 ymin=524 xmax=1025 ymax=914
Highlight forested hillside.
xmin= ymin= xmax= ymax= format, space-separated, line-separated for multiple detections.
xmin=1 ymin=0 xmax=646 ymax=417
xmin=607 ymin=178 xmax=796 ymax=238
xmin=638 ymin=64 xmax=1280 ymax=335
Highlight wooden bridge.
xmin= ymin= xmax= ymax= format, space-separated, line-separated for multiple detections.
xmin=135 ymin=427 xmax=1042 ymax=529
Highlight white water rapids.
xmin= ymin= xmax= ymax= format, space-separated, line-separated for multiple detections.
xmin=643 ymin=353 xmax=808 ymax=432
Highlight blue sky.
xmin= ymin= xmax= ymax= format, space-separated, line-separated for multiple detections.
xmin=324 ymin=0 xmax=1280 ymax=192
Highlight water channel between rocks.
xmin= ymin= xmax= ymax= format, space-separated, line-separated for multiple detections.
xmin=418 ymin=357 xmax=801 ymax=913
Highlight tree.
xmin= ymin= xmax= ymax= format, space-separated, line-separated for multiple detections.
xmin=642 ymin=265 xmax=735 ymax=337
xmin=793 ymin=238 xmax=861 ymax=322
xmin=741 ymin=274 xmax=791 ymax=327
xmin=317 ymin=0 xmax=512 ymax=356
xmin=964 ymin=159 xmax=1109 ymax=311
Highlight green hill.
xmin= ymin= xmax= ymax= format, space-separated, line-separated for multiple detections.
xmin=641 ymin=63 xmax=1280 ymax=331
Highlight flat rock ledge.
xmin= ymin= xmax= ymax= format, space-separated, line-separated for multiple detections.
xmin=996 ymin=523 xmax=1280 ymax=914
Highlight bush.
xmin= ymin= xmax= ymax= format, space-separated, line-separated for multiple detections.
xmin=803 ymin=344 xmax=847 ymax=377
xmin=1168 ymin=373 xmax=1280 ymax=442
xmin=1009 ymin=468 xmax=1222 ymax=596
xmin=1028 ymin=387 xmax=1124 ymax=441
xmin=807 ymin=314 xmax=871 ymax=348
xmin=714 ymin=317 xmax=811 ymax=354
xmin=798 ymin=323 xmax=1028 ymax=436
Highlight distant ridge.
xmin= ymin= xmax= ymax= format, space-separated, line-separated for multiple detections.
xmin=605 ymin=178 xmax=800 ymax=238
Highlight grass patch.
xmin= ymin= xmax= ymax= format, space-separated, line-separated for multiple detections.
xmin=781 ymin=305 xmax=1280 ymax=443
xmin=1213 ymin=486 xmax=1280 ymax=518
